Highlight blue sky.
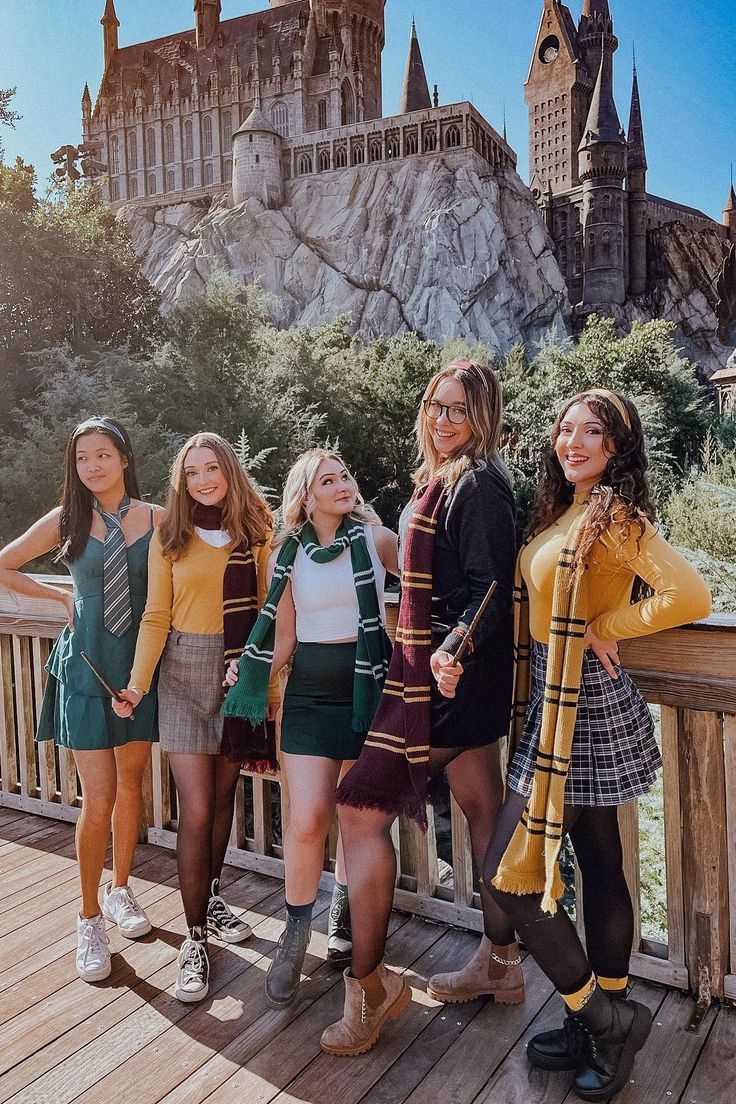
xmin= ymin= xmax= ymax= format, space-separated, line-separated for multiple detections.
xmin=1 ymin=0 xmax=733 ymax=219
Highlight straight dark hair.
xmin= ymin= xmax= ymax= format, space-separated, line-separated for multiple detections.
xmin=57 ymin=418 xmax=140 ymax=563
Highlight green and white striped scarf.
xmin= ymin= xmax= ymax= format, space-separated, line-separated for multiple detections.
xmin=222 ymin=518 xmax=390 ymax=732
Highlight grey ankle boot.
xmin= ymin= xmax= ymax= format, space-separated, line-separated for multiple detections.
xmin=265 ymin=916 xmax=311 ymax=1008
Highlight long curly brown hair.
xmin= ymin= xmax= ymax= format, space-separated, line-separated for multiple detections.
xmin=529 ymin=391 xmax=655 ymax=578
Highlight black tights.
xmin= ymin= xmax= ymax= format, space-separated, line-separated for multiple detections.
xmin=168 ymin=752 xmax=242 ymax=930
xmin=338 ymin=743 xmax=515 ymax=980
xmin=482 ymin=792 xmax=634 ymax=995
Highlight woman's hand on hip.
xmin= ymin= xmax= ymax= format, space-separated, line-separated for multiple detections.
xmin=223 ymin=659 xmax=240 ymax=688
xmin=584 ymin=624 xmax=620 ymax=679
xmin=112 ymin=688 xmax=142 ymax=718
xmin=430 ymin=649 xmax=463 ymax=699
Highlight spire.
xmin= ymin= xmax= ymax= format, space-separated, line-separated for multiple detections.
xmin=82 ymin=82 xmax=92 ymax=108
xmin=399 ymin=19 xmax=431 ymax=114
xmin=101 ymin=0 xmax=119 ymax=26
xmin=581 ymin=0 xmax=611 ymax=19
xmin=101 ymin=0 xmax=120 ymax=70
xmin=626 ymin=51 xmax=647 ymax=172
xmin=579 ymin=33 xmax=625 ymax=148
xmin=725 ymin=182 xmax=736 ymax=213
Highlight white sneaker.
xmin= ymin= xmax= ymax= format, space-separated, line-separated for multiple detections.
xmin=207 ymin=891 xmax=252 ymax=944
xmin=76 ymin=913 xmax=111 ymax=982
xmin=175 ymin=932 xmax=210 ymax=1003
xmin=102 ymin=884 xmax=152 ymax=938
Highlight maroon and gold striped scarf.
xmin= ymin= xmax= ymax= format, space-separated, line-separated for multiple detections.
xmin=336 ymin=478 xmax=446 ymax=829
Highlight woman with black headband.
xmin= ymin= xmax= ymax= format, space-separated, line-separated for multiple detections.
xmin=0 ymin=417 xmax=161 ymax=983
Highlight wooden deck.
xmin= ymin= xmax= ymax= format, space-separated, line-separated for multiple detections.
xmin=1 ymin=809 xmax=734 ymax=1104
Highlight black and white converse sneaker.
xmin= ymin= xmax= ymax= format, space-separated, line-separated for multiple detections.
xmin=206 ymin=879 xmax=252 ymax=944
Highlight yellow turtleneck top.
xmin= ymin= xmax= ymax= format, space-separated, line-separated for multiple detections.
xmin=130 ymin=530 xmax=278 ymax=701
xmin=519 ymin=498 xmax=712 ymax=645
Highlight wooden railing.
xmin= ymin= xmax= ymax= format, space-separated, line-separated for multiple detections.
xmin=1 ymin=577 xmax=735 ymax=1002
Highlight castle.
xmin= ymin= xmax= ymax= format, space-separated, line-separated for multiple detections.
xmin=84 ymin=0 xmax=735 ymax=310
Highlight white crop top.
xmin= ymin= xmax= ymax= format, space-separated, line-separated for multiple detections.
xmin=291 ymin=524 xmax=386 ymax=642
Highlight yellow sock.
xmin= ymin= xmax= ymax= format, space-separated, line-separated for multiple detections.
xmin=597 ymin=975 xmax=628 ymax=994
xmin=561 ymin=974 xmax=596 ymax=1012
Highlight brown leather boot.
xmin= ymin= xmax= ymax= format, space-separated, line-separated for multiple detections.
xmin=320 ymin=962 xmax=412 ymax=1056
xmin=427 ymin=938 xmax=525 ymax=1005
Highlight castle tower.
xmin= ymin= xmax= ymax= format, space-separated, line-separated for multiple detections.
xmin=724 ymin=182 xmax=736 ymax=245
xmin=232 ymin=108 xmax=284 ymax=209
xmin=626 ymin=55 xmax=648 ymax=295
xmin=578 ymin=0 xmax=613 ymax=79
xmin=578 ymin=35 xmax=627 ymax=305
xmin=101 ymin=0 xmax=120 ymax=72
xmin=308 ymin=2 xmax=386 ymax=120
xmin=194 ymin=0 xmax=221 ymax=51
xmin=399 ymin=20 xmax=431 ymax=113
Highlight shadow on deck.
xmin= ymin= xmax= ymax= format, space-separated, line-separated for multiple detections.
xmin=0 ymin=808 xmax=734 ymax=1104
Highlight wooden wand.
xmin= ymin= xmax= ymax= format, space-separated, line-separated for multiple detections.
xmin=451 ymin=580 xmax=498 ymax=665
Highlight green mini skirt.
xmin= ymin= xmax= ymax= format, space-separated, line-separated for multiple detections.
xmin=281 ymin=642 xmax=367 ymax=761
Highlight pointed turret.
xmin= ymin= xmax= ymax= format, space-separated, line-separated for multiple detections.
xmin=101 ymin=0 xmax=120 ymax=71
xmin=626 ymin=55 xmax=648 ymax=296
xmin=626 ymin=55 xmax=647 ymax=171
xmin=724 ymin=179 xmax=736 ymax=243
xmin=194 ymin=0 xmax=221 ymax=51
xmin=82 ymin=83 xmax=92 ymax=111
xmin=581 ymin=0 xmax=611 ymax=19
xmin=579 ymin=35 xmax=625 ymax=149
xmin=399 ymin=20 xmax=431 ymax=114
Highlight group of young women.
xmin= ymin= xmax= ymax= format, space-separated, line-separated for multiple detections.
xmin=0 ymin=360 xmax=711 ymax=1102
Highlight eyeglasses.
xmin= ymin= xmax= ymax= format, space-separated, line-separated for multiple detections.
xmin=423 ymin=399 xmax=468 ymax=425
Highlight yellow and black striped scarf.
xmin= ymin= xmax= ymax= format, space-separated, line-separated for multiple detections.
xmin=493 ymin=511 xmax=589 ymax=914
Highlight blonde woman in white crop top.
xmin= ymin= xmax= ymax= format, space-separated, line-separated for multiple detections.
xmin=226 ymin=449 xmax=398 ymax=1008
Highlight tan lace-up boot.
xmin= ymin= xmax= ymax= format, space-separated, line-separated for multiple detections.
xmin=427 ymin=937 xmax=525 ymax=1004
xmin=320 ymin=962 xmax=412 ymax=1056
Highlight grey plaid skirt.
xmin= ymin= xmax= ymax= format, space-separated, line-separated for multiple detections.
xmin=158 ymin=631 xmax=224 ymax=755
xmin=507 ymin=641 xmax=661 ymax=806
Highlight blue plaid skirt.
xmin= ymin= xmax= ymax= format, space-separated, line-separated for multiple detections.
xmin=507 ymin=641 xmax=661 ymax=807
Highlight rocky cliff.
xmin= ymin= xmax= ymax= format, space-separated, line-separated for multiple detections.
xmin=120 ymin=155 xmax=570 ymax=354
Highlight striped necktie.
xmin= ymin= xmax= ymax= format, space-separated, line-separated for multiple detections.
xmin=94 ymin=495 xmax=133 ymax=637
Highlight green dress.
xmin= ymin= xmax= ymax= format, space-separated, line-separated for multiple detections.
xmin=36 ymin=524 xmax=158 ymax=750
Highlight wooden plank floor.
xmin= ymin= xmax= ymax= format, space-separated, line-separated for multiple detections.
xmin=0 ymin=808 xmax=734 ymax=1104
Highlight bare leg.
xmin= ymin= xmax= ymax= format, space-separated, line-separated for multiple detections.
xmin=110 ymin=741 xmax=152 ymax=888
xmin=73 ymin=749 xmax=117 ymax=918
xmin=282 ymin=753 xmax=343 ymax=905
xmin=334 ymin=759 xmax=355 ymax=886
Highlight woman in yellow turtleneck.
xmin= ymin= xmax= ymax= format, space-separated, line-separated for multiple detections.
xmin=482 ymin=389 xmax=711 ymax=1104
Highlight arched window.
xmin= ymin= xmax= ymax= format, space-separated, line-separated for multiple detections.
xmin=369 ymin=139 xmax=382 ymax=163
xmin=203 ymin=115 xmax=213 ymax=157
xmin=341 ymin=80 xmax=355 ymax=126
xmin=386 ymin=136 xmax=400 ymax=159
xmin=318 ymin=149 xmax=330 ymax=172
xmin=404 ymin=132 xmax=418 ymax=155
xmin=297 ymin=153 xmax=313 ymax=175
xmin=185 ymin=165 xmax=194 ymax=189
xmin=166 ymin=169 xmax=176 ymax=192
xmin=110 ymin=136 xmax=120 ymax=174
xmin=352 ymin=142 xmax=365 ymax=165
xmin=147 ymin=172 xmax=156 ymax=195
xmin=164 ymin=124 xmax=174 ymax=164
xmin=223 ymin=159 xmax=232 ymax=182
xmin=222 ymin=111 xmax=232 ymax=144
xmin=334 ymin=145 xmax=347 ymax=168
xmin=129 ymin=177 xmax=138 ymax=198
xmin=445 ymin=125 xmax=461 ymax=149
xmin=204 ymin=162 xmax=214 ymax=184
xmin=318 ymin=99 xmax=328 ymax=131
xmin=271 ymin=102 xmax=290 ymax=138
xmin=127 ymin=131 xmax=138 ymax=170
xmin=423 ymin=128 xmax=437 ymax=152
xmin=183 ymin=120 xmax=193 ymax=161
xmin=110 ymin=178 xmax=120 ymax=201
xmin=146 ymin=128 xmax=156 ymax=166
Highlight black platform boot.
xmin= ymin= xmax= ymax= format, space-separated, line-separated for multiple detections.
xmin=572 ymin=986 xmax=652 ymax=1102
xmin=528 ymin=986 xmax=628 ymax=1071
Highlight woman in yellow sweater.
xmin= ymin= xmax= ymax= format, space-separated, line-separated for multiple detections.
xmin=482 ymin=389 xmax=711 ymax=1103
xmin=113 ymin=433 xmax=279 ymax=1003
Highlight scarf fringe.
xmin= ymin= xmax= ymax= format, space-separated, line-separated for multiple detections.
xmin=492 ymin=864 xmax=564 ymax=910
xmin=336 ymin=777 xmax=428 ymax=832
xmin=239 ymin=756 xmax=278 ymax=775
xmin=221 ymin=695 xmax=266 ymax=726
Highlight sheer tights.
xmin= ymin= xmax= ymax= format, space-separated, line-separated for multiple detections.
xmin=339 ymin=743 xmax=514 ymax=980
xmin=483 ymin=792 xmax=634 ymax=995
xmin=168 ymin=753 xmax=242 ymax=930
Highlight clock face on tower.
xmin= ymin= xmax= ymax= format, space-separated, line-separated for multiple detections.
xmin=539 ymin=35 xmax=560 ymax=64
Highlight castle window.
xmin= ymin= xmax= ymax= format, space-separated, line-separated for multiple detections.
xmin=352 ymin=142 xmax=365 ymax=165
xmin=111 ymin=178 xmax=120 ymax=201
xmin=127 ymin=132 xmax=138 ymax=171
xmin=341 ymin=81 xmax=355 ymax=127
xmin=255 ymin=155 xmax=260 ymax=164
xmin=164 ymin=124 xmax=175 ymax=164
xmin=185 ymin=165 xmax=194 ymax=189
xmin=203 ymin=115 xmax=213 ymax=157
xmin=271 ymin=102 xmax=290 ymax=138
xmin=222 ymin=111 xmax=232 ymax=144
xmin=334 ymin=144 xmax=347 ymax=168
xmin=204 ymin=162 xmax=214 ymax=184
xmin=386 ymin=135 xmax=400 ymax=158
xmin=318 ymin=99 xmax=328 ymax=130
xmin=224 ymin=160 xmax=232 ymax=181
xmin=166 ymin=169 xmax=175 ymax=192
xmin=369 ymin=139 xmax=382 ymax=162
xmin=129 ymin=177 xmax=138 ymax=198
xmin=111 ymin=136 xmax=120 ymax=174
xmin=445 ymin=125 xmax=461 ymax=149
xmin=147 ymin=172 xmax=156 ymax=195
xmin=184 ymin=120 xmax=193 ymax=160
xmin=405 ymin=132 xmax=418 ymax=155
xmin=423 ymin=128 xmax=438 ymax=153
xmin=318 ymin=149 xmax=330 ymax=172
xmin=297 ymin=153 xmax=313 ymax=175
xmin=146 ymin=128 xmax=156 ymax=166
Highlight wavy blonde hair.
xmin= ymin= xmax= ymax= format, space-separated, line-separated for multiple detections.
xmin=414 ymin=359 xmax=510 ymax=488
xmin=158 ymin=432 xmax=272 ymax=561
xmin=275 ymin=448 xmax=380 ymax=547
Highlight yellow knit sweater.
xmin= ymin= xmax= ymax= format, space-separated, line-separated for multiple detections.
xmin=130 ymin=530 xmax=278 ymax=701
xmin=520 ymin=499 xmax=712 ymax=644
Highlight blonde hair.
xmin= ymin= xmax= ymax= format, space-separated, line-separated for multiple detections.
xmin=275 ymin=448 xmax=380 ymax=547
xmin=158 ymin=432 xmax=272 ymax=560
xmin=414 ymin=358 xmax=510 ymax=488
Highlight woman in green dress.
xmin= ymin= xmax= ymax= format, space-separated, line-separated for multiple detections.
xmin=0 ymin=417 xmax=160 ymax=983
